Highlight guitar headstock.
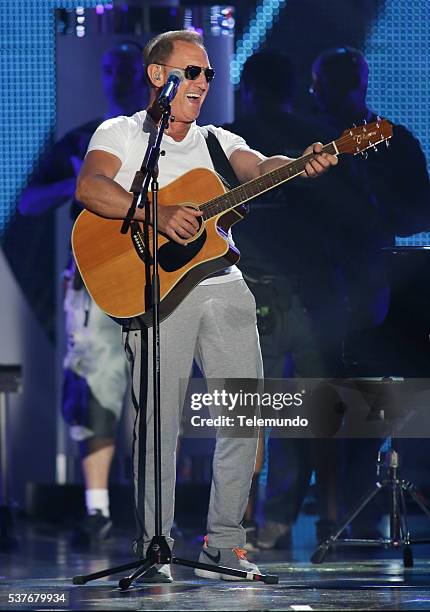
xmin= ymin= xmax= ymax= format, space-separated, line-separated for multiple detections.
xmin=336 ymin=118 xmax=393 ymax=156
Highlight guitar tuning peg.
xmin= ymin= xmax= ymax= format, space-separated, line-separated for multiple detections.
xmin=363 ymin=118 xmax=367 ymax=125
xmin=362 ymin=150 xmax=368 ymax=159
xmin=385 ymin=140 xmax=390 ymax=148
xmin=373 ymin=145 xmax=378 ymax=153
xmin=352 ymin=123 xmax=357 ymax=128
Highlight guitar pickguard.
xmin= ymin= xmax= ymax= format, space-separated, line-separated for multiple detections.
xmin=158 ymin=229 xmax=207 ymax=272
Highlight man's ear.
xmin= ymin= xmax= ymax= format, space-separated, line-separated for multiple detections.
xmin=147 ymin=63 xmax=164 ymax=87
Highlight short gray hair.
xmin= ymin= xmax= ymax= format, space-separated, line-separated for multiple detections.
xmin=143 ymin=30 xmax=206 ymax=84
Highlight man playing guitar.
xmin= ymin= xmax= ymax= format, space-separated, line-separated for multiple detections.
xmin=75 ymin=29 xmax=337 ymax=583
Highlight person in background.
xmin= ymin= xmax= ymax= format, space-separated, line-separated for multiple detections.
xmin=309 ymin=46 xmax=430 ymax=539
xmin=19 ymin=41 xmax=149 ymax=545
xmin=224 ymin=49 xmax=343 ymax=550
xmin=227 ymin=46 xmax=430 ymax=548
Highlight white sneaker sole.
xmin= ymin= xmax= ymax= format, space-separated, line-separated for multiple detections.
xmin=194 ymin=567 xmax=261 ymax=581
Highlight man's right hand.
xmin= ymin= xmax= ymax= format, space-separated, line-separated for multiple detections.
xmin=157 ymin=205 xmax=203 ymax=244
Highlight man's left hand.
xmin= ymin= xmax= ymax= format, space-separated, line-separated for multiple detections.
xmin=303 ymin=142 xmax=338 ymax=178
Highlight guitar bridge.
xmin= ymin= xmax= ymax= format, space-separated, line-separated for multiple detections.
xmin=131 ymin=222 xmax=153 ymax=264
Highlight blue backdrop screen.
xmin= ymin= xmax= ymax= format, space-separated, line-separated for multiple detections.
xmin=365 ymin=1 xmax=430 ymax=245
xmin=1 ymin=0 xmax=429 ymax=241
xmin=0 ymin=0 xmax=110 ymax=237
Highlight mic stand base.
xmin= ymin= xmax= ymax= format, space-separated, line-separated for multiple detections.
xmin=73 ymin=534 xmax=279 ymax=587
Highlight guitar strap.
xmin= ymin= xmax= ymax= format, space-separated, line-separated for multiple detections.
xmin=200 ymin=127 xmax=241 ymax=190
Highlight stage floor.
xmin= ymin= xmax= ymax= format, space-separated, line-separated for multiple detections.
xmin=1 ymin=521 xmax=430 ymax=611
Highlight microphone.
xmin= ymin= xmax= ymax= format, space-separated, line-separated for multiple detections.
xmin=157 ymin=69 xmax=183 ymax=110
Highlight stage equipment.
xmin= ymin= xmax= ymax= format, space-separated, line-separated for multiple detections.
xmin=311 ymin=377 xmax=430 ymax=568
xmin=0 ymin=364 xmax=22 ymax=550
xmin=72 ymin=102 xmax=278 ymax=589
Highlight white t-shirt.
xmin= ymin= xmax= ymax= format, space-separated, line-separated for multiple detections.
xmin=87 ymin=110 xmax=253 ymax=285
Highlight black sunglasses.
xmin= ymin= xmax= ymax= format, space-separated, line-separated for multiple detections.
xmin=158 ymin=63 xmax=215 ymax=83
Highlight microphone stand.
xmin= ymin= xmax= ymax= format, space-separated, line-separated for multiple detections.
xmin=72 ymin=102 xmax=278 ymax=589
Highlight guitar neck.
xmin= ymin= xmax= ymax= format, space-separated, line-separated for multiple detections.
xmin=201 ymin=141 xmax=338 ymax=220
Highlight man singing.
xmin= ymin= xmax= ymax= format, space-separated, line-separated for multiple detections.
xmin=76 ymin=30 xmax=337 ymax=583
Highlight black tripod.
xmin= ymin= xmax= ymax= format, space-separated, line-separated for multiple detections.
xmin=73 ymin=103 xmax=277 ymax=589
xmin=311 ymin=386 xmax=430 ymax=567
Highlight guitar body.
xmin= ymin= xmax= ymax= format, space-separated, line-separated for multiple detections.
xmin=72 ymin=119 xmax=392 ymax=324
xmin=72 ymin=167 xmax=247 ymax=322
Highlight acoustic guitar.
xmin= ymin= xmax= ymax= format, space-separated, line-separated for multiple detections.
xmin=72 ymin=119 xmax=392 ymax=324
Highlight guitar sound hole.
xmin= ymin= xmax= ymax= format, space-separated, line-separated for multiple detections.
xmin=158 ymin=228 xmax=207 ymax=272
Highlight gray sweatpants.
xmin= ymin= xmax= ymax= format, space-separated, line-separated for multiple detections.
xmin=123 ymin=279 xmax=263 ymax=553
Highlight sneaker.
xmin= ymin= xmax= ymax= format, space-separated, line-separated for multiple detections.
xmin=257 ymin=521 xmax=291 ymax=550
xmin=194 ymin=536 xmax=261 ymax=581
xmin=136 ymin=564 xmax=173 ymax=584
xmin=70 ymin=510 xmax=113 ymax=547
xmin=242 ymin=519 xmax=259 ymax=552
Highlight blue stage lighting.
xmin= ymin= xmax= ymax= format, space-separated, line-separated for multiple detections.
xmin=0 ymin=0 xmax=111 ymax=237
xmin=230 ymin=0 xmax=286 ymax=86
xmin=365 ymin=0 xmax=430 ymax=245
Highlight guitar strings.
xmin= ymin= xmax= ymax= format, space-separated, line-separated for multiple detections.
xmin=200 ymin=125 xmax=391 ymax=221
